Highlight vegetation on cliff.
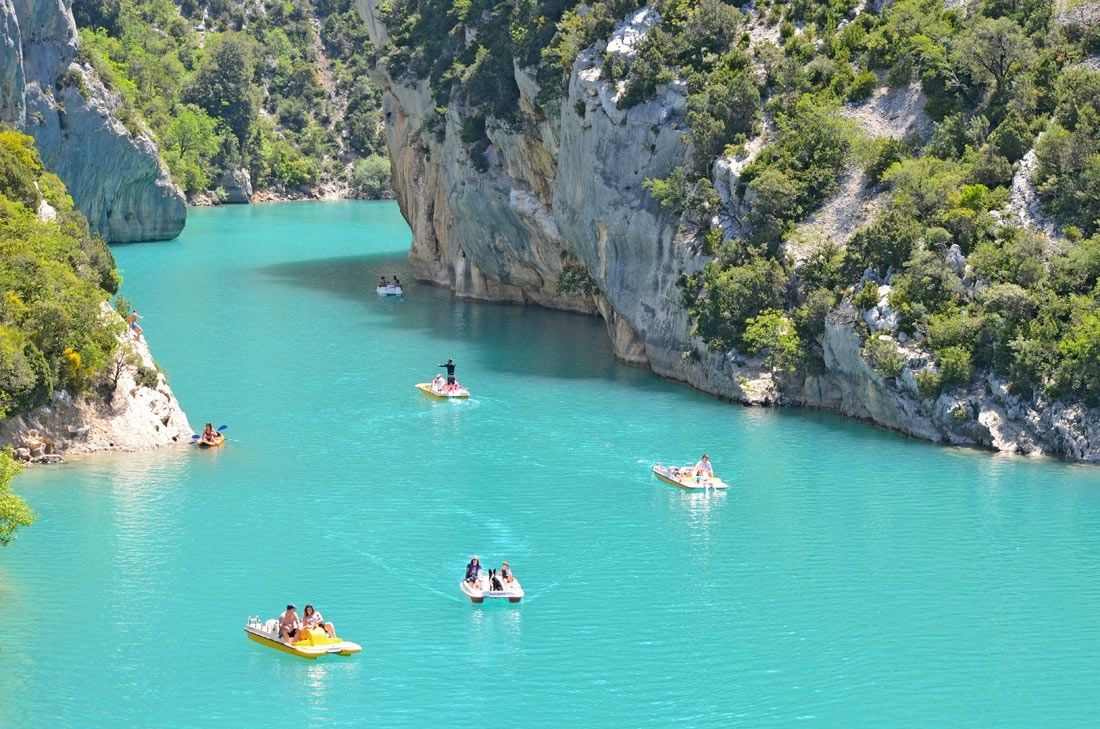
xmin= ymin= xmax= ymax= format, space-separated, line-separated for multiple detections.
xmin=73 ymin=0 xmax=389 ymax=198
xmin=0 ymin=449 xmax=33 ymax=546
xmin=377 ymin=0 xmax=1100 ymax=409
xmin=0 ymin=128 xmax=125 ymax=419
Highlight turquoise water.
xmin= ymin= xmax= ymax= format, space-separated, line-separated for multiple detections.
xmin=3 ymin=201 xmax=1100 ymax=727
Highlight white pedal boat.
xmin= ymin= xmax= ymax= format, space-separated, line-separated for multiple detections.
xmin=377 ymin=285 xmax=403 ymax=296
xmin=652 ymin=464 xmax=728 ymax=490
xmin=244 ymin=617 xmax=362 ymax=659
xmin=460 ymin=575 xmax=524 ymax=603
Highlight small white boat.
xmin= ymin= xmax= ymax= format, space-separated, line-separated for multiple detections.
xmin=652 ymin=464 xmax=728 ymax=490
xmin=377 ymin=285 xmax=403 ymax=296
xmin=460 ymin=574 xmax=524 ymax=603
xmin=244 ymin=616 xmax=362 ymax=659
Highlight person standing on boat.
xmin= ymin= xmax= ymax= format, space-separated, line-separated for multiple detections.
xmin=439 ymin=358 xmax=457 ymax=387
xmin=278 ymin=604 xmax=301 ymax=644
xmin=465 ymin=556 xmax=480 ymax=585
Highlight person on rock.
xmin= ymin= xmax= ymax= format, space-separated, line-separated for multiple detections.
xmin=127 ymin=310 xmax=143 ymax=337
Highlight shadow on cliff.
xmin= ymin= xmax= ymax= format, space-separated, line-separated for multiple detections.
xmin=259 ymin=253 xmax=658 ymax=386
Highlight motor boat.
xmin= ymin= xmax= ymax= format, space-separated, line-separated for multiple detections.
xmin=244 ymin=616 xmax=362 ymax=659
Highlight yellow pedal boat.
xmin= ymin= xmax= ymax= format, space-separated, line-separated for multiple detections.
xmin=652 ymin=464 xmax=728 ymax=490
xmin=244 ymin=617 xmax=362 ymax=659
xmin=415 ymin=382 xmax=470 ymax=399
xmin=197 ymin=433 xmax=224 ymax=448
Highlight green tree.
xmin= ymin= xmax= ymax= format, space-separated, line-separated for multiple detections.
xmin=0 ymin=450 xmax=34 ymax=546
xmin=183 ymin=33 xmax=259 ymax=147
xmin=743 ymin=308 xmax=803 ymax=372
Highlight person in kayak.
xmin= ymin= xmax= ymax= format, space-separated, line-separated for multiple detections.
xmin=278 ymin=604 xmax=301 ymax=644
xmin=302 ymin=604 xmax=336 ymax=639
xmin=465 ymin=555 xmax=480 ymax=585
xmin=199 ymin=423 xmax=219 ymax=445
xmin=439 ymin=358 xmax=456 ymax=386
xmin=694 ymin=454 xmax=713 ymax=479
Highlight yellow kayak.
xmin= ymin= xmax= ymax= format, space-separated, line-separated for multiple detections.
xmin=197 ymin=433 xmax=225 ymax=448
xmin=244 ymin=619 xmax=362 ymax=660
xmin=415 ymin=382 xmax=470 ymax=399
xmin=652 ymin=464 xmax=728 ymax=490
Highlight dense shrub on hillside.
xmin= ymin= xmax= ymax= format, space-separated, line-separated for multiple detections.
xmin=76 ymin=0 xmax=389 ymax=196
xmin=0 ymin=129 xmax=122 ymax=418
xmin=0 ymin=450 xmax=34 ymax=546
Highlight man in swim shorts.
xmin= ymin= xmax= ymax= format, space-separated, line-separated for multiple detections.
xmin=279 ymin=604 xmax=300 ymax=644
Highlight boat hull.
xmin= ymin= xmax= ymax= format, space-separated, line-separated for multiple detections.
xmin=244 ymin=625 xmax=362 ymax=660
xmin=377 ymin=286 xmax=403 ymax=296
xmin=415 ymin=383 xmax=469 ymax=399
xmin=652 ymin=465 xmax=728 ymax=490
xmin=460 ymin=577 xmax=523 ymax=603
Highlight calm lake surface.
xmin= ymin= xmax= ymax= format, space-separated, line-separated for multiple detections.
xmin=3 ymin=201 xmax=1100 ymax=728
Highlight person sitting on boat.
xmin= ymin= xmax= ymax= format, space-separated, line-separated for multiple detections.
xmin=393 ymin=275 xmax=401 ymax=287
xmin=278 ymin=604 xmax=301 ymax=644
xmin=500 ymin=561 xmax=515 ymax=586
xmin=694 ymin=454 xmax=714 ymax=479
xmin=465 ymin=555 xmax=480 ymax=585
xmin=199 ymin=422 xmax=219 ymax=445
xmin=439 ymin=358 xmax=457 ymax=386
xmin=301 ymin=604 xmax=336 ymax=639
xmin=431 ymin=374 xmax=446 ymax=392
xmin=379 ymin=276 xmax=390 ymax=288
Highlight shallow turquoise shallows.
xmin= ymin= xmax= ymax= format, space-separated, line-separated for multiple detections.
xmin=4 ymin=202 xmax=1100 ymax=728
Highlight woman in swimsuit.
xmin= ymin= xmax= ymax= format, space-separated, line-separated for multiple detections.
xmin=302 ymin=604 xmax=336 ymax=639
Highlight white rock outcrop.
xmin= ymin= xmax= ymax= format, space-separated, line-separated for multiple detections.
xmin=0 ymin=0 xmax=185 ymax=241
xmin=0 ymin=309 xmax=192 ymax=458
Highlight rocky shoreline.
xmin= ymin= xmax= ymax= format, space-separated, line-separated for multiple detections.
xmin=0 ymin=320 xmax=192 ymax=464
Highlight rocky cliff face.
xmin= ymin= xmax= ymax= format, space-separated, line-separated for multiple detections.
xmin=0 ymin=306 xmax=193 ymax=459
xmin=356 ymin=3 xmax=1100 ymax=463
xmin=0 ymin=0 xmax=185 ymax=241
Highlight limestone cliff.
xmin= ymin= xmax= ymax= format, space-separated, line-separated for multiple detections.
xmin=357 ymin=3 xmax=1100 ymax=463
xmin=0 ymin=0 xmax=185 ymax=241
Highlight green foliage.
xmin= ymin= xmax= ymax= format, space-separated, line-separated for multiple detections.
xmin=689 ymin=254 xmax=788 ymax=350
xmin=77 ymin=0 xmax=388 ymax=196
xmin=0 ymin=450 xmax=35 ymax=547
xmin=556 ymin=254 xmax=599 ymax=297
xmin=743 ymin=308 xmax=803 ymax=372
xmin=935 ymin=344 xmax=975 ymax=390
xmin=0 ymin=127 xmax=122 ymax=416
xmin=853 ymin=281 xmax=880 ymax=310
xmin=847 ymin=70 xmax=878 ymax=102
xmin=351 ymin=155 xmax=393 ymax=198
xmin=862 ymin=335 xmax=906 ymax=378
